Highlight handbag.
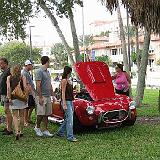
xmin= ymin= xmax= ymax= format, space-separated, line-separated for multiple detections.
xmin=11 ymin=81 xmax=28 ymax=102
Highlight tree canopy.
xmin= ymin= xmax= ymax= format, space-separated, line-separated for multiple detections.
xmin=51 ymin=43 xmax=68 ymax=69
xmin=101 ymin=0 xmax=160 ymax=33
xmin=0 ymin=42 xmax=41 ymax=67
xmin=1 ymin=0 xmax=160 ymax=39
xmin=0 ymin=0 xmax=32 ymax=39
xmin=79 ymin=35 xmax=94 ymax=47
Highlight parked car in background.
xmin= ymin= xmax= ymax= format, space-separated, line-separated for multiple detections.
xmin=49 ymin=61 xmax=137 ymax=131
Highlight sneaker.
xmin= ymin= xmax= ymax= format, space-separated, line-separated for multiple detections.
xmin=43 ymin=130 xmax=53 ymax=137
xmin=68 ymin=137 xmax=78 ymax=142
xmin=34 ymin=127 xmax=43 ymax=137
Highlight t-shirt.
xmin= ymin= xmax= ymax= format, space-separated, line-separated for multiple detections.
xmin=115 ymin=72 xmax=129 ymax=91
xmin=35 ymin=66 xmax=52 ymax=97
xmin=21 ymin=68 xmax=35 ymax=94
xmin=0 ymin=68 xmax=11 ymax=95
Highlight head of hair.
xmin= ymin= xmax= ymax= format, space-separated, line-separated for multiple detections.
xmin=11 ymin=65 xmax=21 ymax=77
xmin=41 ymin=56 xmax=49 ymax=65
xmin=116 ymin=63 xmax=123 ymax=71
xmin=62 ymin=66 xmax=72 ymax=79
xmin=0 ymin=58 xmax=8 ymax=65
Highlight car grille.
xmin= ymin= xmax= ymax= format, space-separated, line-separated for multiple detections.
xmin=102 ymin=110 xmax=128 ymax=123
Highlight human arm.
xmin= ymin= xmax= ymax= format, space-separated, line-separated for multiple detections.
xmin=61 ymin=79 xmax=67 ymax=110
xmin=35 ymin=70 xmax=44 ymax=105
xmin=22 ymin=76 xmax=28 ymax=92
xmin=36 ymin=80 xmax=44 ymax=105
xmin=112 ymin=73 xmax=117 ymax=80
xmin=6 ymin=76 xmax=12 ymax=103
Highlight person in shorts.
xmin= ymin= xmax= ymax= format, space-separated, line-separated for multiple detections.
xmin=34 ymin=56 xmax=56 ymax=137
xmin=22 ymin=60 xmax=36 ymax=126
xmin=7 ymin=65 xmax=28 ymax=140
xmin=0 ymin=58 xmax=13 ymax=135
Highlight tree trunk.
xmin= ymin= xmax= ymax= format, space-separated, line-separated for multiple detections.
xmin=135 ymin=26 xmax=140 ymax=69
xmin=126 ymin=6 xmax=131 ymax=72
xmin=136 ymin=28 xmax=151 ymax=106
xmin=37 ymin=0 xmax=75 ymax=66
xmin=68 ymin=9 xmax=81 ymax=62
xmin=117 ymin=1 xmax=129 ymax=73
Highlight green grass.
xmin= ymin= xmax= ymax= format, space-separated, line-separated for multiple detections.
xmin=133 ymin=89 xmax=160 ymax=117
xmin=0 ymin=89 xmax=160 ymax=160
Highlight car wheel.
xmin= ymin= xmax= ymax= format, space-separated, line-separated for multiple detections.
xmin=73 ymin=113 xmax=83 ymax=132
xmin=122 ymin=117 xmax=136 ymax=126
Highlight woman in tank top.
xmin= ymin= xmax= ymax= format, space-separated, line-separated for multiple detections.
xmin=56 ymin=66 xmax=77 ymax=142
xmin=6 ymin=65 xmax=28 ymax=140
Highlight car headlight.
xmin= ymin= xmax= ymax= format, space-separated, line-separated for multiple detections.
xmin=129 ymin=101 xmax=136 ymax=110
xmin=86 ymin=106 xmax=95 ymax=115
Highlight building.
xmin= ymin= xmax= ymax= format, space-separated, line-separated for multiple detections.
xmin=80 ymin=18 xmax=160 ymax=67
xmin=80 ymin=34 xmax=160 ymax=67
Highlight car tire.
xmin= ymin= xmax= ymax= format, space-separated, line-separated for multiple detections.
xmin=73 ymin=113 xmax=83 ymax=132
xmin=122 ymin=117 xmax=136 ymax=126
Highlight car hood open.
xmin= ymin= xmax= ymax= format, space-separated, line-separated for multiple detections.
xmin=74 ymin=61 xmax=115 ymax=101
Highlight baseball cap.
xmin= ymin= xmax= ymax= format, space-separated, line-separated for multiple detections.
xmin=25 ymin=60 xmax=33 ymax=66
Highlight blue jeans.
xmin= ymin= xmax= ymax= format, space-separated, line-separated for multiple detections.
xmin=57 ymin=101 xmax=74 ymax=140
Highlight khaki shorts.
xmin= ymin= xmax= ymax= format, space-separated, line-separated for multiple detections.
xmin=35 ymin=96 xmax=52 ymax=116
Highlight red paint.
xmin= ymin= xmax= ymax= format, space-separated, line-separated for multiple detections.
xmin=51 ymin=61 xmax=136 ymax=129
xmin=74 ymin=61 xmax=115 ymax=100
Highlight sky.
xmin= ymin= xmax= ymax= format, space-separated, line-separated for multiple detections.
xmin=26 ymin=0 xmax=125 ymax=47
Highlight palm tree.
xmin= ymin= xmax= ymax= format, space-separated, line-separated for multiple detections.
xmin=100 ymin=0 xmax=157 ymax=106
xmin=68 ymin=7 xmax=81 ymax=62
xmin=136 ymin=29 xmax=151 ymax=106
xmin=117 ymin=1 xmax=129 ymax=73
xmin=37 ymin=0 xmax=75 ymax=66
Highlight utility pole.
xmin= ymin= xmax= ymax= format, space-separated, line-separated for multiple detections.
xmin=29 ymin=26 xmax=35 ymax=61
xmin=82 ymin=0 xmax=85 ymax=62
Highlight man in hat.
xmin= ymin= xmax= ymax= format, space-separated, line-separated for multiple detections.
xmin=22 ymin=60 xmax=36 ymax=126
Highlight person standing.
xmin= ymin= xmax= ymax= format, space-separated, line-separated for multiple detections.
xmin=0 ymin=58 xmax=13 ymax=135
xmin=112 ymin=63 xmax=131 ymax=96
xmin=7 ymin=65 xmax=28 ymax=140
xmin=22 ymin=60 xmax=36 ymax=126
xmin=34 ymin=56 xmax=56 ymax=137
xmin=56 ymin=66 xmax=78 ymax=142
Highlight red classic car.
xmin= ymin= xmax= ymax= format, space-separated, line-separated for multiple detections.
xmin=49 ymin=61 xmax=137 ymax=130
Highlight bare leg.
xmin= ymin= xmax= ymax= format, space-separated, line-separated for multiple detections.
xmin=36 ymin=115 xmax=43 ymax=128
xmin=4 ymin=105 xmax=13 ymax=132
xmin=12 ymin=109 xmax=19 ymax=134
xmin=43 ymin=116 xmax=48 ymax=131
xmin=19 ymin=109 xmax=25 ymax=133
xmin=24 ymin=108 xmax=29 ymax=126
xmin=28 ymin=107 xmax=34 ymax=122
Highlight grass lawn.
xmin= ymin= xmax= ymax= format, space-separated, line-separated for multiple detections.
xmin=0 ymin=89 xmax=160 ymax=160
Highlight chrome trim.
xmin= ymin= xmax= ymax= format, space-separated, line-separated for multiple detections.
xmin=86 ymin=105 xmax=95 ymax=115
xmin=101 ymin=109 xmax=128 ymax=124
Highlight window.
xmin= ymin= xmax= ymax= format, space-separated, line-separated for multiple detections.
xmin=149 ymin=49 xmax=154 ymax=53
xmin=112 ymin=49 xmax=117 ymax=55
